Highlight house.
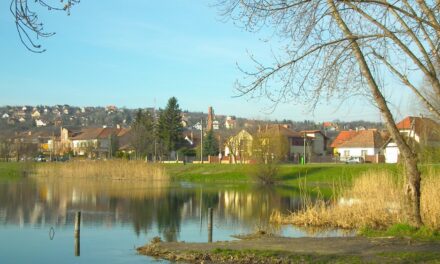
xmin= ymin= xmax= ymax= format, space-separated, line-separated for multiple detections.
xmin=225 ymin=116 xmax=237 ymax=129
xmin=35 ymin=119 xmax=47 ymax=127
xmin=31 ymin=110 xmax=41 ymax=119
xmin=213 ymin=120 xmax=220 ymax=130
xmin=300 ymin=130 xmax=328 ymax=156
xmin=71 ymin=127 xmax=123 ymax=158
xmin=224 ymin=129 xmax=253 ymax=163
xmin=331 ymin=129 xmax=388 ymax=162
xmin=384 ymin=116 xmax=440 ymax=163
xmin=2 ymin=113 xmax=9 ymax=119
xmin=323 ymin=122 xmax=338 ymax=132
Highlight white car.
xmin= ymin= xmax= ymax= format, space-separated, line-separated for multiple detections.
xmin=346 ymin=157 xmax=364 ymax=164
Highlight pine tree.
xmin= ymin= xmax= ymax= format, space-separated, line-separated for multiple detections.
xmin=157 ymin=97 xmax=183 ymax=158
xmin=203 ymin=130 xmax=219 ymax=157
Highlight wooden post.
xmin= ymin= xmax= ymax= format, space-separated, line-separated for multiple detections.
xmin=208 ymin=207 xmax=213 ymax=243
xmin=74 ymin=236 xmax=80 ymax=257
xmin=74 ymin=211 xmax=81 ymax=257
xmin=74 ymin=211 xmax=81 ymax=237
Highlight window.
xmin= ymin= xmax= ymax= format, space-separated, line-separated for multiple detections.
xmin=344 ymin=150 xmax=350 ymax=157
xmin=361 ymin=150 xmax=367 ymax=157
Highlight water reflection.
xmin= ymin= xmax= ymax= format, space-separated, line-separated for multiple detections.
xmin=0 ymin=177 xmax=303 ymax=242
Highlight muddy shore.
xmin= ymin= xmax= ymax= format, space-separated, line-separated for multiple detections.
xmin=137 ymin=235 xmax=440 ymax=263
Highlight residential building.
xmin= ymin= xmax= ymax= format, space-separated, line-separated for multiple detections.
xmin=31 ymin=110 xmax=41 ymax=119
xmin=384 ymin=116 xmax=440 ymax=163
xmin=71 ymin=127 xmax=123 ymax=158
xmin=35 ymin=119 xmax=47 ymax=127
xmin=224 ymin=129 xmax=253 ymax=163
xmin=331 ymin=129 xmax=388 ymax=162
xmin=225 ymin=116 xmax=237 ymax=129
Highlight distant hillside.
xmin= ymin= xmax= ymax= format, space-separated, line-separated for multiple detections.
xmin=0 ymin=105 xmax=384 ymax=136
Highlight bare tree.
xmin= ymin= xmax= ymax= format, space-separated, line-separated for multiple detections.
xmin=10 ymin=0 xmax=79 ymax=52
xmin=219 ymin=0 xmax=440 ymax=226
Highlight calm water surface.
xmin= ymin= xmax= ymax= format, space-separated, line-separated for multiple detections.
xmin=0 ymin=177 xmax=350 ymax=263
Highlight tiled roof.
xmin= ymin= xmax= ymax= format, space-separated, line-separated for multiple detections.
xmin=71 ymin=128 xmax=104 ymax=140
xmin=265 ymin=125 xmax=302 ymax=138
xmin=396 ymin=116 xmax=440 ymax=141
xmin=331 ymin=130 xmax=387 ymax=148
xmin=330 ymin=130 xmax=358 ymax=148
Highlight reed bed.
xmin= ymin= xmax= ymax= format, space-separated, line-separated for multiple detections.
xmin=271 ymin=170 xmax=440 ymax=230
xmin=35 ymin=160 xmax=168 ymax=181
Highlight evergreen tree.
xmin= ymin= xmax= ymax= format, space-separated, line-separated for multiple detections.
xmin=157 ymin=97 xmax=184 ymax=158
xmin=131 ymin=109 xmax=155 ymax=159
xmin=203 ymin=130 xmax=219 ymax=157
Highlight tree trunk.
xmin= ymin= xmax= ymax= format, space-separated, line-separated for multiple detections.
xmin=328 ymin=0 xmax=423 ymax=226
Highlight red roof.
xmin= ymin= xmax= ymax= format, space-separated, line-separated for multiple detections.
xmin=396 ymin=116 xmax=440 ymax=141
xmin=330 ymin=130 xmax=358 ymax=148
xmin=331 ymin=130 xmax=388 ymax=148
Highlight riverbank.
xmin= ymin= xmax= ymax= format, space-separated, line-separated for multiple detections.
xmin=137 ymin=235 xmax=440 ymax=263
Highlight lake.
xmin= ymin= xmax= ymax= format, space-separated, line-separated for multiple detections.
xmin=0 ymin=176 xmax=349 ymax=263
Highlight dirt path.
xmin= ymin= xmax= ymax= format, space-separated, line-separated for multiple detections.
xmin=137 ymin=236 xmax=440 ymax=263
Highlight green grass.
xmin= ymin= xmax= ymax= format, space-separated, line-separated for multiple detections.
xmin=0 ymin=162 xmax=27 ymax=180
xmin=164 ymin=163 xmax=399 ymax=195
xmin=359 ymin=224 xmax=440 ymax=241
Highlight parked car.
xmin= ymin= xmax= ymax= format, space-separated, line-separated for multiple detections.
xmin=345 ymin=156 xmax=364 ymax=164
xmin=34 ymin=155 xmax=46 ymax=162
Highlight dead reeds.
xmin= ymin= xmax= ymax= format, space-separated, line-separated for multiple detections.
xmin=35 ymin=160 xmax=168 ymax=181
xmin=271 ymin=169 xmax=440 ymax=230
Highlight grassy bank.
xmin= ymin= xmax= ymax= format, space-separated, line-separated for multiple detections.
xmin=164 ymin=163 xmax=399 ymax=197
xmin=271 ymin=168 xmax=440 ymax=233
xmin=35 ymin=160 xmax=168 ymax=181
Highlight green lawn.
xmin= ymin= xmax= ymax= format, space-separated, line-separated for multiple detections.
xmin=164 ymin=162 xmax=400 ymax=187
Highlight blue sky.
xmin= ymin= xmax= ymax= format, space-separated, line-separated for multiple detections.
xmin=0 ymin=1 xmax=415 ymax=122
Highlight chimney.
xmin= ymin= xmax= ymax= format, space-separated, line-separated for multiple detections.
xmin=207 ymin=106 xmax=214 ymax=131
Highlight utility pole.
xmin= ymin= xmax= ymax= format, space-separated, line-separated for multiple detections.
xmin=200 ymin=119 xmax=203 ymax=164
xmin=303 ymin=134 xmax=306 ymax=165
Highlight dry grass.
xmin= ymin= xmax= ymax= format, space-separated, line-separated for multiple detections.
xmin=35 ymin=160 xmax=168 ymax=181
xmin=271 ymin=170 xmax=440 ymax=230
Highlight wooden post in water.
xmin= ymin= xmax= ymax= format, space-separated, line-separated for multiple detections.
xmin=74 ymin=211 xmax=81 ymax=257
xmin=74 ymin=211 xmax=81 ymax=237
xmin=74 ymin=236 xmax=80 ymax=257
xmin=208 ymin=207 xmax=213 ymax=243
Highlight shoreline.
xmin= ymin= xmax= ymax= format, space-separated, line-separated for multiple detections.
xmin=137 ymin=235 xmax=440 ymax=263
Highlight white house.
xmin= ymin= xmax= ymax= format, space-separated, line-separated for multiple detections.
xmin=2 ymin=113 xmax=9 ymax=119
xmin=35 ymin=119 xmax=47 ymax=127
xmin=331 ymin=130 xmax=388 ymax=162
xmin=384 ymin=116 xmax=440 ymax=163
